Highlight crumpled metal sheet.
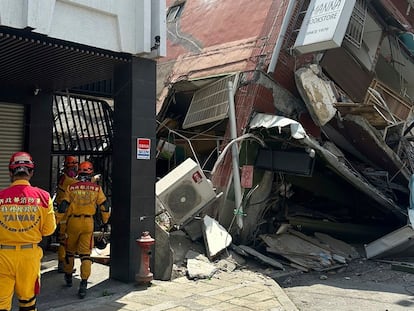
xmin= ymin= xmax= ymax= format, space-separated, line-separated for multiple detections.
xmin=249 ymin=113 xmax=307 ymax=139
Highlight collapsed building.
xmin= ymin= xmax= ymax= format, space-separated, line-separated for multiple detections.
xmin=155 ymin=0 xmax=414 ymax=277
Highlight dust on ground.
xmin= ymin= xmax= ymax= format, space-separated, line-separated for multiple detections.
xmin=242 ymin=249 xmax=414 ymax=310
xmin=279 ymin=257 xmax=414 ymax=292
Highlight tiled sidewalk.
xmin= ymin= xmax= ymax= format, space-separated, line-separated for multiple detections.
xmin=22 ymin=252 xmax=298 ymax=311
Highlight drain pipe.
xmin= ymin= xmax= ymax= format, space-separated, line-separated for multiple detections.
xmin=267 ymin=0 xmax=297 ymax=74
xmin=227 ymin=81 xmax=243 ymax=230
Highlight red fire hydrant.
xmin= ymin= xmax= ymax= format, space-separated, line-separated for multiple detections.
xmin=135 ymin=231 xmax=155 ymax=285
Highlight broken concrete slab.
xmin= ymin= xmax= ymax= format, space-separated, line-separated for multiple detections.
xmin=187 ymin=258 xmax=218 ymax=280
xmin=185 ymin=250 xmax=209 ymax=262
xmin=222 ymin=249 xmax=247 ymax=267
xmin=295 ymin=64 xmax=337 ymax=126
xmin=202 ymin=215 xmax=232 ymax=259
xmin=154 ymin=222 xmax=174 ymax=281
xmin=182 ymin=218 xmax=203 ymax=241
xmin=215 ymin=259 xmax=237 ymax=272
xmin=230 ymin=243 xmax=249 ymax=257
xmin=170 ymin=230 xmax=206 ymax=265
xmin=365 ymin=225 xmax=414 ymax=259
xmin=331 ymin=114 xmax=410 ymax=185
xmin=249 ymin=113 xmax=406 ymax=222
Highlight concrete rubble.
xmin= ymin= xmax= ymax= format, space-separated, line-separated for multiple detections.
xmin=153 ymin=1 xmax=414 ymax=279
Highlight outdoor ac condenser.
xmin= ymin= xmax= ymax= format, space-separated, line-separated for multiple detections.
xmin=156 ymin=158 xmax=217 ymax=227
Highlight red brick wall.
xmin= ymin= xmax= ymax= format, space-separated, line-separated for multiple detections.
xmin=252 ymin=84 xmax=276 ymax=114
xmin=162 ymin=0 xmax=274 ymax=61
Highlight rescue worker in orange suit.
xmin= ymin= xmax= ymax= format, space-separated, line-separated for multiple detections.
xmin=0 ymin=152 xmax=56 ymax=311
xmin=54 ymin=156 xmax=78 ymax=273
xmin=57 ymin=161 xmax=110 ymax=299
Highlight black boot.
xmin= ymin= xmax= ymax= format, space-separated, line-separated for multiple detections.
xmin=57 ymin=261 xmax=64 ymax=273
xmin=78 ymin=279 xmax=87 ymax=299
xmin=64 ymin=273 xmax=72 ymax=287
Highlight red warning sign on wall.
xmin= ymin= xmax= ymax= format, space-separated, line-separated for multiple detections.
xmin=241 ymin=165 xmax=253 ymax=188
xmin=137 ymin=138 xmax=151 ymax=160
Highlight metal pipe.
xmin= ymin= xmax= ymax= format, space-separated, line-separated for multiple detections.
xmin=227 ymin=81 xmax=243 ymax=230
xmin=267 ymin=0 xmax=296 ymax=74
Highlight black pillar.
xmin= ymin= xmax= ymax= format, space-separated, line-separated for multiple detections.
xmin=111 ymin=57 xmax=156 ymax=282
xmin=26 ymin=93 xmax=54 ymax=192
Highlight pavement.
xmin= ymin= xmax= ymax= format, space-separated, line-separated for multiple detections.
xmin=13 ymin=250 xmax=299 ymax=311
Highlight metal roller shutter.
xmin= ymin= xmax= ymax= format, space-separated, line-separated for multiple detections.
xmin=0 ymin=103 xmax=24 ymax=188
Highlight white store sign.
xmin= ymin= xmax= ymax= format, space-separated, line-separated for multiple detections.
xmin=294 ymin=0 xmax=356 ymax=54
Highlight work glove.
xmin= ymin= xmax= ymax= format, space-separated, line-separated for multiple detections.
xmin=92 ymin=174 xmax=101 ymax=183
xmin=100 ymin=223 xmax=111 ymax=232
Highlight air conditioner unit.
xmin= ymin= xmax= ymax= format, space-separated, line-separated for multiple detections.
xmin=156 ymin=158 xmax=217 ymax=227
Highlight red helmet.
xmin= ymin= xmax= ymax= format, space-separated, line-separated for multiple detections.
xmin=78 ymin=161 xmax=94 ymax=175
xmin=64 ymin=156 xmax=78 ymax=168
xmin=9 ymin=152 xmax=35 ymax=171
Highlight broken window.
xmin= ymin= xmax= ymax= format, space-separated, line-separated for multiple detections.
xmin=167 ymin=2 xmax=185 ymax=22
xmin=343 ymin=12 xmax=382 ymax=72
xmin=344 ymin=0 xmax=367 ymax=49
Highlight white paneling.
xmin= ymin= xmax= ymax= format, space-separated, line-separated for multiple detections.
xmin=0 ymin=0 xmax=166 ymax=57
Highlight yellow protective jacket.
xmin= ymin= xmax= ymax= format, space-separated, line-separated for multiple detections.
xmin=0 ymin=180 xmax=56 ymax=245
xmin=55 ymin=173 xmax=77 ymax=205
xmin=59 ymin=180 xmax=110 ymax=224
xmin=54 ymin=173 xmax=77 ymax=224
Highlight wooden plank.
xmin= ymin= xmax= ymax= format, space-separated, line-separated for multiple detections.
xmin=91 ymin=242 xmax=110 ymax=265
xmin=314 ymin=232 xmax=360 ymax=260
xmin=290 ymin=263 xmax=309 ymax=272
xmin=366 ymin=79 xmax=413 ymax=121
xmin=260 ymin=233 xmax=334 ymax=271
xmin=391 ymin=262 xmax=414 ymax=274
xmin=288 ymin=229 xmax=332 ymax=252
xmin=314 ymin=263 xmax=347 ymax=272
xmin=266 ymin=247 xmax=321 ymax=270
xmin=287 ymin=229 xmax=347 ymax=264
xmin=335 ymin=102 xmax=389 ymax=128
xmin=238 ymin=245 xmax=284 ymax=270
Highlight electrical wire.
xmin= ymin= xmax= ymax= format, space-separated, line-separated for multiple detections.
xmin=156 ymin=119 xmax=201 ymax=167
xmin=211 ymin=133 xmax=266 ymax=175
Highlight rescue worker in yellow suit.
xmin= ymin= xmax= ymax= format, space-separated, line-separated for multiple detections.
xmin=57 ymin=161 xmax=110 ymax=299
xmin=54 ymin=156 xmax=78 ymax=273
xmin=0 ymin=152 xmax=56 ymax=311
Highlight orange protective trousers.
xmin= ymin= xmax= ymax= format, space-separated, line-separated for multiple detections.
xmin=0 ymin=246 xmax=42 ymax=310
xmin=64 ymin=216 xmax=93 ymax=280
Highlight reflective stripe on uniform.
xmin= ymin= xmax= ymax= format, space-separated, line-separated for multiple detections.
xmin=0 ymin=244 xmax=35 ymax=250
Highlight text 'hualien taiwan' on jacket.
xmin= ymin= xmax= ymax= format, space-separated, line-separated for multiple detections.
xmin=0 ymin=180 xmax=56 ymax=245
xmin=59 ymin=180 xmax=110 ymax=224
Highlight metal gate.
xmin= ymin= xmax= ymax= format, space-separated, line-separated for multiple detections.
xmin=51 ymin=93 xmax=113 ymax=203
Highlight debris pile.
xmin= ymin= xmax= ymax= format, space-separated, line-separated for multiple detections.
xmin=155 ymin=65 xmax=414 ymax=280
